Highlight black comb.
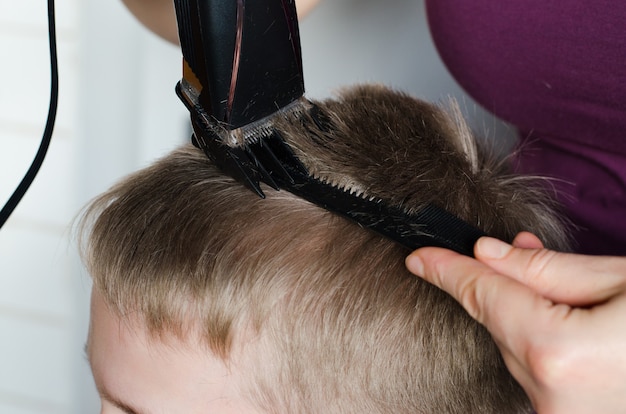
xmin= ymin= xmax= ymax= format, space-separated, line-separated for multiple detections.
xmin=173 ymin=0 xmax=487 ymax=257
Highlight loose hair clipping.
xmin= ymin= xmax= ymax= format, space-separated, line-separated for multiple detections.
xmin=173 ymin=0 xmax=487 ymax=257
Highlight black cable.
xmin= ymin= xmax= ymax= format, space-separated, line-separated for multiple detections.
xmin=0 ymin=0 xmax=58 ymax=229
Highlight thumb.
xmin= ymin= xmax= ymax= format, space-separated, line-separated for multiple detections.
xmin=474 ymin=236 xmax=626 ymax=306
xmin=405 ymin=246 xmax=549 ymax=343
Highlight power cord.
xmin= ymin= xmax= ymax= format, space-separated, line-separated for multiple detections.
xmin=0 ymin=0 xmax=58 ymax=229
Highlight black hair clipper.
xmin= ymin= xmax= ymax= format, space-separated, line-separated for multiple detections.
xmin=174 ymin=0 xmax=308 ymax=197
xmin=172 ymin=0 xmax=486 ymax=256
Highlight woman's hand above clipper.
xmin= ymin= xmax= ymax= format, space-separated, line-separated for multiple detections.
xmin=119 ymin=0 xmax=321 ymax=44
xmin=406 ymin=232 xmax=626 ymax=414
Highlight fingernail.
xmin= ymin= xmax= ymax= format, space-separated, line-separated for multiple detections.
xmin=405 ymin=253 xmax=425 ymax=276
xmin=476 ymin=237 xmax=512 ymax=259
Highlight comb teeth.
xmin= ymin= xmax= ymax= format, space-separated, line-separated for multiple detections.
xmin=309 ymin=171 xmax=377 ymax=201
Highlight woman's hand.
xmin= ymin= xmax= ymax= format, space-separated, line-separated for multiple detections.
xmin=122 ymin=0 xmax=179 ymax=44
xmin=120 ymin=0 xmax=321 ymax=44
xmin=406 ymin=232 xmax=626 ymax=414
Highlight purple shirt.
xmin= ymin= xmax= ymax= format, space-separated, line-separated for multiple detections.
xmin=426 ymin=0 xmax=626 ymax=255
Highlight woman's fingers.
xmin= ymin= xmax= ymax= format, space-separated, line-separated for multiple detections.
xmin=405 ymin=247 xmax=550 ymax=345
xmin=406 ymin=244 xmax=626 ymax=414
xmin=511 ymin=231 xmax=544 ymax=249
xmin=474 ymin=236 xmax=626 ymax=306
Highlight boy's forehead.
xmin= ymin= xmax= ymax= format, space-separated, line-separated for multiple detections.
xmin=86 ymin=289 xmax=264 ymax=414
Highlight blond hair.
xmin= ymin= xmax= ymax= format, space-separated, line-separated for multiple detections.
xmin=80 ymin=85 xmax=569 ymax=413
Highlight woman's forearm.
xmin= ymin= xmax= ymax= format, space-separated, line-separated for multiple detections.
xmin=120 ymin=0 xmax=321 ymax=44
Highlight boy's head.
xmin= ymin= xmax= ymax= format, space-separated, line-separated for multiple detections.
xmin=82 ymin=85 xmax=569 ymax=413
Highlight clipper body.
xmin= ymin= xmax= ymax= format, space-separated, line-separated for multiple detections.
xmin=174 ymin=0 xmax=304 ymax=129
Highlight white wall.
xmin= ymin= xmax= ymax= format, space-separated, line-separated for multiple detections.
xmin=0 ymin=1 xmax=185 ymax=412
xmin=301 ymin=0 xmax=517 ymax=152
xmin=0 ymin=1 xmax=82 ymax=413
xmin=0 ymin=1 xmax=514 ymax=412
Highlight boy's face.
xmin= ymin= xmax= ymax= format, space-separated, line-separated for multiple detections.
xmin=86 ymin=290 xmax=262 ymax=414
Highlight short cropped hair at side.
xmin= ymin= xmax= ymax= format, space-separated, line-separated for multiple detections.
xmin=79 ymin=84 xmax=569 ymax=413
